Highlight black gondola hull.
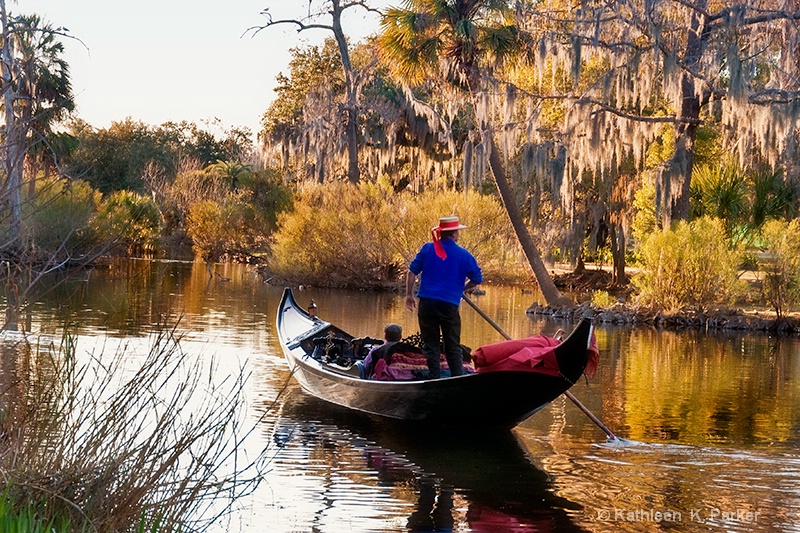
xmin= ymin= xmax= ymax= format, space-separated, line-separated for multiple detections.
xmin=277 ymin=288 xmax=594 ymax=429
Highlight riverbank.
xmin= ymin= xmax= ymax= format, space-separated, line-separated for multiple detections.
xmin=541 ymin=267 xmax=800 ymax=336
xmin=259 ymin=260 xmax=800 ymax=336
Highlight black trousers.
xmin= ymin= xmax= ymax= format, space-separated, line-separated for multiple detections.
xmin=417 ymin=297 xmax=463 ymax=379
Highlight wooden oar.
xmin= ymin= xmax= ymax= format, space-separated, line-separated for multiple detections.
xmin=462 ymin=293 xmax=618 ymax=441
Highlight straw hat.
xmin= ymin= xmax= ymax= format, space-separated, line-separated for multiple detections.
xmin=436 ymin=216 xmax=468 ymax=232
xmin=431 ymin=216 xmax=468 ymax=260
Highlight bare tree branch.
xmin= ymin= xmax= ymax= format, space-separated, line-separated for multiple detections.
xmin=248 ymin=13 xmax=334 ymax=37
xmin=749 ymin=88 xmax=800 ymax=105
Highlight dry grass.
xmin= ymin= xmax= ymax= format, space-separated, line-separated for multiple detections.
xmin=0 ymin=323 xmax=270 ymax=532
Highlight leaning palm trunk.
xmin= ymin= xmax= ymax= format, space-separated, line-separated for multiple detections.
xmin=485 ymin=133 xmax=572 ymax=307
xmin=378 ymin=0 xmax=573 ymax=307
xmin=469 ymin=66 xmax=570 ymax=307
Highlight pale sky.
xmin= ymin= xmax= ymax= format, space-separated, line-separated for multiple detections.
xmin=17 ymin=0 xmax=385 ymax=138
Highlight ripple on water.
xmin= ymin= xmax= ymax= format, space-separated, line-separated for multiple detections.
xmin=533 ymin=439 xmax=800 ymax=533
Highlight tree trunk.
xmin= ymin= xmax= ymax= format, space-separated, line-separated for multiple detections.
xmin=462 ymin=64 xmax=570 ymax=307
xmin=486 ymin=134 xmax=572 ymax=307
xmin=657 ymin=0 xmax=707 ymax=226
xmin=331 ymin=0 xmax=360 ymax=184
xmin=1 ymin=0 xmax=24 ymax=245
xmin=281 ymin=131 xmax=290 ymax=171
xmin=27 ymin=157 xmax=37 ymax=200
xmin=344 ymin=105 xmax=359 ymax=184
xmin=4 ymin=125 xmax=25 ymax=242
xmin=658 ymin=88 xmax=700 ymax=226
xmin=574 ymin=251 xmax=585 ymax=274
xmin=609 ymin=221 xmax=626 ymax=286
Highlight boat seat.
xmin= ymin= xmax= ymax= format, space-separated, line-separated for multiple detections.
xmin=310 ymin=335 xmax=353 ymax=363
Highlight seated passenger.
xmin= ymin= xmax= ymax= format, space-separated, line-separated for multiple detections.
xmin=362 ymin=323 xmax=403 ymax=378
xmin=362 ymin=324 xmax=476 ymax=381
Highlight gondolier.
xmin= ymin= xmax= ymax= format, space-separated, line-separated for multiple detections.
xmin=405 ymin=215 xmax=483 ymax=379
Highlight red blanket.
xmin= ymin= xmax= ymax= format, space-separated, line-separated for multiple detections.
xmin=372 ymin=351 xmax=475 ymax=381
xmin=472 ymin=334 xmax=598 ymax=378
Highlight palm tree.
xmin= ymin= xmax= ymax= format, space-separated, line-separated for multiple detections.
xmin=0 ymin=8 xmax=75 ymax=330
xmin=379 ymin=0 xmax=571 ymax=306
xmin=1 ymin=0 xmax=24 ymax=245
xmin=206 ymin=160 xmax=252 ymax=188
xmin=11 ymin=14 xmax=75 ymax=197
xmin=1 ymin=10 xmax=74 ymax=244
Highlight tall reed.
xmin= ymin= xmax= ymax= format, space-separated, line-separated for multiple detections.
xmin=0 ymin=323 xmax=268 ymax=532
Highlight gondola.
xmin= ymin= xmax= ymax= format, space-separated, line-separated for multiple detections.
xmin=276 ymin=287 xmax=597 ymax=429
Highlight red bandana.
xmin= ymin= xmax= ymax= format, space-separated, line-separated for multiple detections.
xmin=432 ymin=226 xmax=447 ymax=260
xmin=431 ymin=218 xmax=463 ymax=260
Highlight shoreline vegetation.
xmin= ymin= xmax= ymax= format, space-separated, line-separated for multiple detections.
xmin=258 ymin=264 xmax=800 ymax=337
xmin=542 ymin=268 xmax=800 ymax=336
xmin=242 ymin=188 xmax=800 ymax=338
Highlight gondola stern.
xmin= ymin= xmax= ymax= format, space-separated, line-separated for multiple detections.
xmin=553 ymin=316 xmax=596 ymax=383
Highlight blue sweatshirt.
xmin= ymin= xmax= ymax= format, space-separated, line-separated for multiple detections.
xmin=409 ymin=239 xmax=483 ymax=306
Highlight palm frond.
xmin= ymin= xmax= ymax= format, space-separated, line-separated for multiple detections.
xmin=478 ymin=24 xmax=521 ymax=66
xmin=380 ymin=7 xmax=443 ymax=85
xmin=380 ymin=0 xmax=527 ymax=89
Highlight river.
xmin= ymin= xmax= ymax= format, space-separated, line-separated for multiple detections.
xmin=3 ymin=259 xmax=799 ymax=532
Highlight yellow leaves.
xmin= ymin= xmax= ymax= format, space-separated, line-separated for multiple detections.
xmin=269 ymin=184 xmax=528 ymax=288
xmin=759 ymin=219 xmax=800 ymax=317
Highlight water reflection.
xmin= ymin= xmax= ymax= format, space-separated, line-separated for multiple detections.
xmin=2 ymin=259 xmax=799 ymax=532
xmin=592 ymin=327 xmax=800 ymax=448
xmin=523 ymin=432 xmax=800 ymax=533
xmin=267 ymin=391 xmax=586 ymax=532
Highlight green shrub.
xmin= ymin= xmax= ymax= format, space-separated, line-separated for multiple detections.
xmin=269 ymin=181 xmax=403 ymax=288
xmin=235 ymin=168 xmax=293 ymax=231
xmin=758 ymin=219 xmax=800 ymax=317
xmin=95 ymin=190 xmax=162 ymax=255
xmin=633 ymin=217 xmax=745 ymax=312
xmin=689 ymin=163 xmax=797 ymax=247
xmin=630 ymin=175 xmax=657 ymax=246
xmin=158 ymin=167 xmax=227 ymax=233
xmin=186 ymin=196 xmax=270 ymax=262
xmin=690 ymin=162 xmax=749 ymax=244
xmin=23 ymin=176 xmax=101 ymax=258
xmin=174 ymin=166 xmax=291 ymax=261
xmin=2 ymin=175 xmax=165 ymax=264
xmin=591 ymin=290 xmax=615 ymax=308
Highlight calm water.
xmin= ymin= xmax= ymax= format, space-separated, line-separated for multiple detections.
xmin=4 ymin=259 xmax=800 ymax=532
